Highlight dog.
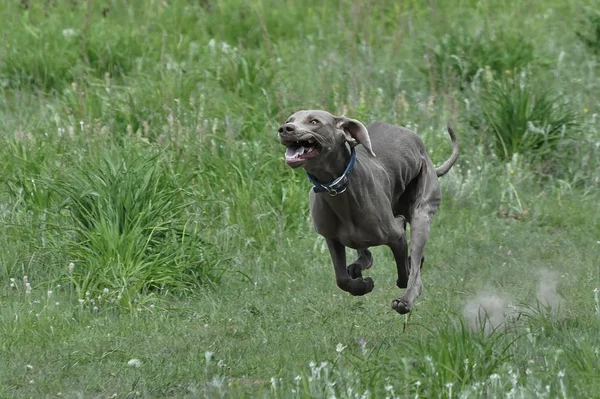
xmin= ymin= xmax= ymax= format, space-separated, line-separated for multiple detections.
xmin=278 ymin=110 xmax=458 ymax=314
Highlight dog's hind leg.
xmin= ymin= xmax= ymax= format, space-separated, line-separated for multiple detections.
xmin=407 ymin=255 xmax=425 ymax=270
xmin=391 ymin=209 xmax=433 ymax=314
xmin=347 ymin=249 xmax=373 ymax=279
xmin=389 ymin=216 xmax=409 ymax=288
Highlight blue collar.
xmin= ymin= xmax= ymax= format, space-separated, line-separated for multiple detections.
xmin=305 ymin=147 xmax=356 ymax=196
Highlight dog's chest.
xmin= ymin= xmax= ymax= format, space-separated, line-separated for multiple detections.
xmin=310 ymin=199 xmax=390 ymax=248
xmin=335 ymin=222 xmax=388 ymax=248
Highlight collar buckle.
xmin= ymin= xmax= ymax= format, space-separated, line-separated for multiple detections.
xmin=325 ymin=186 xmax=344 ymax=196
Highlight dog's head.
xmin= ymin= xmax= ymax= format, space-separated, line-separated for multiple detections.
xmin=277 ymin=110 xmax=375 ymax=168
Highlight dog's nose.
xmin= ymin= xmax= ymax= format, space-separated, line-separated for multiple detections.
xmin=278 ymin=123 xmax=296 ymax=134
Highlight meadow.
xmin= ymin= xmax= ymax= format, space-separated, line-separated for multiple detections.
xmin=1 ymin=0 xmax=599 ymax=397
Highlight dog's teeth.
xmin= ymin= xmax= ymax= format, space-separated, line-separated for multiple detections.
xmin=307 ymin=139 xmax=314 ymax=144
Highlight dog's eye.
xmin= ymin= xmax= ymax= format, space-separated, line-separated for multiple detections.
xmin=310 ymin=119 xmax=320 ymax=125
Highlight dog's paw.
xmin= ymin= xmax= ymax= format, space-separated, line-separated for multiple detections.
xmin=347 ymin=263 xmax=363 ymax=279
xmin=349 ymin=277 xmax=374 ymax=296
xmin=391 ymin=297 xmax=412 ymax=314
xmin=363 ymin=277 xmax=375 ymax=293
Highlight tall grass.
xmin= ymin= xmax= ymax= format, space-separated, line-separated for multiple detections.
xmin=576 ymin=7 xmax=600 ymax=55
xmin=423 ymin=26 xmax=536 ymax=90
xmin=51 ymin=145 xmax=222 ymax=301
xmin=480 ymin=75 xmax=580 ymax=162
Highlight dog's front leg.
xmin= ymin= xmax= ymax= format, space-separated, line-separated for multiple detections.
xmin=347 ymin=249 xmax=373 ymax=279
xmin=390 ymin=238 xmax=409 ymax=289
xmin=326 ymin=238 xmax=374 ymax=296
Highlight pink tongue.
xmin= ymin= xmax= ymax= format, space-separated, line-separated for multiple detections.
xmin=285 ymin=146 xmax=305 ymax=161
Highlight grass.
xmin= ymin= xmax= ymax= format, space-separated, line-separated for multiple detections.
xmin=576 ymin=7 xmax=600 ymax=55
xmin=1 ymin=0 xmax=599 ymax=397
xmin=423 ymin=26 xmax=536 ymax=90
xmin=479 ymin=74 xmax=580 ymax=162
xmin=52 ymin=145 xmax=223 ymax=302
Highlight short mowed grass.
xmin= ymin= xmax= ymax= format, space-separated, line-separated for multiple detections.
xmin=1 ymin=0 xmax=600 ymax=397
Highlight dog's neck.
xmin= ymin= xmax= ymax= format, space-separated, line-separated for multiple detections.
xmin=303 ymin=144 xmax=353 ymax=186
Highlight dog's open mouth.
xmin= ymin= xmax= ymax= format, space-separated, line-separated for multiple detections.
xmin=284 ymin=138 xmax=322 ymax=167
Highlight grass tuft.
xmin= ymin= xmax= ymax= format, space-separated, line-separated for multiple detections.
xmin=480 ymin=75 xmax=580 ymax=161
xmin=423 ymin=27 xmax=535 ymax=89
xmin=403 ymin=316 xmax=516 ymax=396
xmin=51 ymin=145 xmax=222 ymax=302
xmin=576 ymin=8 xmax=600 ymax=55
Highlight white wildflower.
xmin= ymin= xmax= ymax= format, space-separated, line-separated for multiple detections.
xmin=336 ymin=343 xmax=347 ymax=353
xmin=62 ymin=28 xmax=77 ymax=38
xmin=359 ymin=338 xmax=367 ymax=355
xmin=127 ymin=358 xmax=141 ymax=368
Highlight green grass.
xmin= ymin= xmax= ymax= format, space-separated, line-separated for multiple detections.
xmin=1 ymin=0 xmax=600 ymax=397
xmin=576 ymin=7 xmax=600 ymax=55
xmin=479 ymin=74 xmax=580 ymax=162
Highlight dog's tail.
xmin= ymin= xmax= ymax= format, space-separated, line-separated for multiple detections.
xmin=435 ymin=125 xmax=459 ymax=177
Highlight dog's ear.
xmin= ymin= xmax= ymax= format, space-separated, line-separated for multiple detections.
xmin=335 ymin=116 xmax=376 ymax=157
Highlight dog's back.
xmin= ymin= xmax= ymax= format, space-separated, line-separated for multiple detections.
xmin=366 ymin=122 xmax=429 ymax=186
xmin=364 ymin=122 xmax=442 ymax=218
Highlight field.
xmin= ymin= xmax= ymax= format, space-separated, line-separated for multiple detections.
xmin=1 ymin=0 xmax=599 ymax=397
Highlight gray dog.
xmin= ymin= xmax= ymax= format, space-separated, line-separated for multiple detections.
xmin=278 ymin=110 xmax=459 ymax=314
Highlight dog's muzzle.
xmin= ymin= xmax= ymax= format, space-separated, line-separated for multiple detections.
xmin=278 ymin=124 xmax=322 ymax=167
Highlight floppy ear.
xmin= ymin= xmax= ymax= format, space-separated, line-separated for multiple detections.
xmin=335 ymin=115 xmax=376 ymax=157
